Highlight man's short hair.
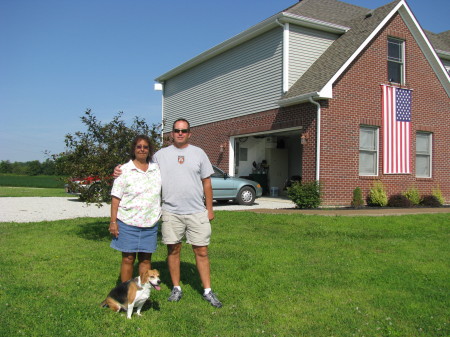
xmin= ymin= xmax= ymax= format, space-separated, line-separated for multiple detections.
xmin=172 ymin=118 xmax=190 ymax=131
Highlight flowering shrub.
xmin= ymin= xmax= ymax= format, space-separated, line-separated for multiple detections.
xmin=367 ymin=181 xmax=388 ymax=207
xmin=403 ymin=187 xmax=421 ymax=206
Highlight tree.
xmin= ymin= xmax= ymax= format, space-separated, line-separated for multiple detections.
xmin=25 ymin=160 xmax=42 ymax=176
xmin=53 ymin=109 xmax=161 ymax=205
xmin=0 ymin=160 xmax=13 ymax=173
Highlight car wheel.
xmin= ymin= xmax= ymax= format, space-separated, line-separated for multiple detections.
xmin=88 ymin=183 xmax=103 ymax=199
xmin=237 ymin=187 xmax=256 ymax=205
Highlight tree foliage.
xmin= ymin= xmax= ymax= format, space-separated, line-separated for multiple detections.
xmin=53 ymin=109 xmax=161 ymax=204
xmin=0 ymin=159 xmax=61 ymax=176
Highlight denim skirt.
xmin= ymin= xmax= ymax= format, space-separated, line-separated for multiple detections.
xmin=110 ymin=219 xmax=158 ymax=253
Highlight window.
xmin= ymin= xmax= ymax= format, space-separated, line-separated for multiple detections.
xmin=416 ymin=132 xmax=432 ymax=177
xmin=239 ymin=147 xmax=248 ymax=161
xmin=359 ymin=126 xmax=379 ymax=176
xmin=388 ymin=37 xmax=404 ymax=84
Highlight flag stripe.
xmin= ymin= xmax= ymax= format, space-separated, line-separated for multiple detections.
xmin=382 ymin=85 xmax=411 ymax=174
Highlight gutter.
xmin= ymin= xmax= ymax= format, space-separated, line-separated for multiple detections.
xmin=309 ymin=97 xmax=321 ymax=182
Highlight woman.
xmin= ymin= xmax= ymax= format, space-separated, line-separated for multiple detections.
xmin=109 ymin=135 xmax=161 ymax=282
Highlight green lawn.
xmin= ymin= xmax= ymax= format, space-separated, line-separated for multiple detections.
xmin=0 ymin=174 xmax=65 ymax=188
xmin=0 ymin=186 xmax=67 ymax=197
xmin=0 ymin=212 xmax=449 ymax=336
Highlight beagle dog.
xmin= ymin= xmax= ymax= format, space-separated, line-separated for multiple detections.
xmin=101 ymin=269 xmax=161 ymax=319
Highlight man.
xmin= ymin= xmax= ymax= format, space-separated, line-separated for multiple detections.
xmin=115 ymin=118 xmax=222 ymax=308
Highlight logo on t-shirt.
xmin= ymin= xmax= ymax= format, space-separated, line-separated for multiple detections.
xmin=178 ymin=156 xmax=185 ymax=164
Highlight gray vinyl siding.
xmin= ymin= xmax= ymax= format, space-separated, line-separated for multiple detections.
xmin=288 ymin=25 xmax=339 ymax=88
xmin=163 ymin=28 xmax=283 ymax=130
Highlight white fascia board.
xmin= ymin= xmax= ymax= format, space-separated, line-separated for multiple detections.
xmin=280 ymin=12 xmax=350 ymax=34
xmin=398 ymin=5 xmax=450 ymax=95
xmin=155 ymin=12 xmax=348 ymax=82
xmin=277 ymin=92 xmax=321 ymax=107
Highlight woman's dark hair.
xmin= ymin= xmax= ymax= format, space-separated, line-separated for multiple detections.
xmin=130 ymin=135 xmax=154 ymax=163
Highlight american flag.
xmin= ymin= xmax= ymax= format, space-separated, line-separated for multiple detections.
xmin=382 ymin=85 xmax=412 ymax=174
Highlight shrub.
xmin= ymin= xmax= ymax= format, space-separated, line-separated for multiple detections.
xmin=388 ymin=194 xmax=412 ymax=208
xmin=432 ymin=186 xmax=445 ymax=205
xmin=287 ymin=180 xmax=322 ymax=209
xmin=367 ymin=181 xmax=388 ymax=207
xmin=351 ymin=187 xmax=364 ymax=208
xmin=420 ymin=195 xmax=442 ymax=207
xmin=402 ymin=187 xmax=421 ymax=206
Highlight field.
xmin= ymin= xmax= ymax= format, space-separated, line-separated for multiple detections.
xmin=0 ymin=173 xmax=65 ymax=188
xmin=0 ymin=174 xmax=67 ymax=197
xmin=1 ymin=212 xmax=449 ymax=336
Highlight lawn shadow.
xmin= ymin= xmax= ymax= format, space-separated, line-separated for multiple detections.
xmin=77 ymin=220 xmax=163 ymax=242
xmin=152 ymin=260 xmax=203 ymax=295
xmin=77 ymin=219 xmax=110 ymax=241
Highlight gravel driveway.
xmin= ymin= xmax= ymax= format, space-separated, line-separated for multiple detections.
xmin=0 ymin=196 xmax=296 ymax=223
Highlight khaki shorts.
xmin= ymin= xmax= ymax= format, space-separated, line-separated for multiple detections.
xmin=161 ymin=210 xmax=211 ymax=246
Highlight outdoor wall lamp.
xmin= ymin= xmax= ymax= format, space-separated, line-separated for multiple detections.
xmin=219 ymin=142 xmax=227 ymax=153
xmin=301 ymin=133 xmax=309 ymax=145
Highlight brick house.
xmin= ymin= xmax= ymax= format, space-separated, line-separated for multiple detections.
xmin=155 ymin=0 xmax=450 ymax=206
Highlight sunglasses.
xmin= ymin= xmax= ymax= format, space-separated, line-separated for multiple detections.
xmin=135 ymin=145 xmax=149 ymax=150
xmin=173 ymin=128 xmax=190 ymax=134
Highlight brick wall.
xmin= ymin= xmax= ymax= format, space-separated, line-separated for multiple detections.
xmin=319 ymin=13 xmax=450 ymax=205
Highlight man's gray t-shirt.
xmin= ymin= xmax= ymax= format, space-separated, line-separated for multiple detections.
xmin=153 ymin=144 xmax=214 ymax=214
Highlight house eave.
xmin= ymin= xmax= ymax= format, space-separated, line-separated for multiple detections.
xmin=277 ymin=92 xmax=329 ymax=107
xmin=436 ymin=49 xmax=450 ymax=61
xmin=155 ymin=13 xmax=349 ymax=83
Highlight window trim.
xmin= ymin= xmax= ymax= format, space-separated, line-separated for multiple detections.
xmin=387 ymin=37 xmax=405 ymax=84
xmin=415 ymin=132 xmax=432 ymax=178
xmin=359 ymin=125 xmax=379 ymax=176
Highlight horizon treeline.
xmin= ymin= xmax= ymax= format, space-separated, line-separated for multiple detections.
xmin=0 ymin=159 xmax=64 ymax=176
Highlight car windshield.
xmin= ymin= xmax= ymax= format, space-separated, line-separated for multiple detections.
xmin=212 ymin=166 xmax=225 ymax=178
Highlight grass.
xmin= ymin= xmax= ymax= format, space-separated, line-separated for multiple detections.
xmin=0 ymin=174 xmax=65 ymax=188
xmin=0 ymin=186 xmax=68 ymax=197
xmin=0 ymin=212 xmax=449 ymax=336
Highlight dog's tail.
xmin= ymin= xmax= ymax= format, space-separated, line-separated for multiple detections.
xmin=100 ymin=299 xmax=108 ymax=308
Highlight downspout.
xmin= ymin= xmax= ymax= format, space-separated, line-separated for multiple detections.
xmin=160 ymin=85 xmax=164 ymax=144
xmin=275 ymin=19 xmax=289 ymax=93
xmin=154 ymin=82 xmax=164 ymax=143
xmin=309 ymin=97 xmax=321 ymax=181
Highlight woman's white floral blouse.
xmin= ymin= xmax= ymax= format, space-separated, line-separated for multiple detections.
xmin=111 ymin=160 xmax=161 ymax=227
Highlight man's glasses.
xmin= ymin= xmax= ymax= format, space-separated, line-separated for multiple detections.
xmin=135 ymin=145 xmax=149 ymax=150
xmin=173 ymin=128 xmax=190 ymax=134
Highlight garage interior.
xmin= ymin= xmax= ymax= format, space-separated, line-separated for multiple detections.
xmin=231 ymin=128 xmax=303 ymax=196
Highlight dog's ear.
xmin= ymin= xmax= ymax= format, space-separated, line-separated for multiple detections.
xmin=140 ymin=271 xmax=149 ymax=284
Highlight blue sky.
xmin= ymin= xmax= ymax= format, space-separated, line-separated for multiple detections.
xmin=1 ymin=0 xmax=448 ymax=162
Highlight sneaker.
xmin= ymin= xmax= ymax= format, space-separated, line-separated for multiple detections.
xmin=168 ymin=288 xmax=183 ymax=302
xmin=203 ymin=291 xmax=222 ymax=308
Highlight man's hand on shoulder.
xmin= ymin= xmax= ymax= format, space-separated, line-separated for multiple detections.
xmin=113 ymin=164 xmax=123 ymax=178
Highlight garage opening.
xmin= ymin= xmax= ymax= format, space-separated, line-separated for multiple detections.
xmin=230 ymin=128 xmax=303 ymax=197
